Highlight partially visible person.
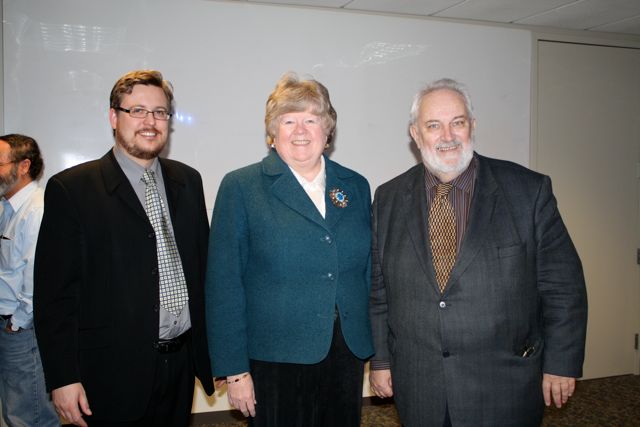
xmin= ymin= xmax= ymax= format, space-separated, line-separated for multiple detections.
xmin=369 ymin=78 xmax=588 ymax=427
xmin=0 ymin=133 xmax=59 ymax=427
xmin=205 ymin=72 xmax=374 ymax=426
xmin=34 ymin=70 xmax=213 ymax=427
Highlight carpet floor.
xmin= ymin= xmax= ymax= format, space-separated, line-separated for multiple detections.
xmin=191 ymin=374 xmax=640 ymax=427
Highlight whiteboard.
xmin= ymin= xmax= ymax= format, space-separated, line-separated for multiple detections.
xmin=4 ymin=0 xmax=531 ymax=212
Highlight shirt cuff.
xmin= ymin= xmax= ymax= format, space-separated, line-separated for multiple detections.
xmin=9 ymin=312 xmax=32 ymax=330
xmin=370 ymin=360 xmax=391 ymax=370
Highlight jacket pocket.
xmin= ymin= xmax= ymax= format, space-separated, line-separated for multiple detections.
xmin=498 ymin=244 xmax=525 ymax=258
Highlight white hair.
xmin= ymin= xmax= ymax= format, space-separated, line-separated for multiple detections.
xmin=409 ymin=78 xmax=475 ymax=126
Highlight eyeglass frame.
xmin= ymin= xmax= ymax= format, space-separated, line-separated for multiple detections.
xmin=113 ymin=106 xmax=173 ymax=121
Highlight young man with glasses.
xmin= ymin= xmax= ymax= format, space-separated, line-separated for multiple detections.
xmin=34 ymin=70 xmax=214 ymax=427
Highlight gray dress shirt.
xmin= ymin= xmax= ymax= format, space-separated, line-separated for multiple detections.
xmin=113 ymin=145 xmax=191 ymax=339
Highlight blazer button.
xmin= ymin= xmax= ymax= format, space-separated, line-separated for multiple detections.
xmin=439 ymin=301 xmax=446 ymax=309
xmin=442 ymin=351 xmax=450 ymax=358
xmin=322 ymin=235 xmax=332 ymax=244
xmin=152 ymin=268 xmax=158 ymax=276
xmin=148 ymin=232 xmax=155 ymax=239
xmin=327 ymin=272 xmax=334 ymax=281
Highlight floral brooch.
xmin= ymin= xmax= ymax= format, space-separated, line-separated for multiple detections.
xmin=329 ymin=188 xmax=348 ymax=208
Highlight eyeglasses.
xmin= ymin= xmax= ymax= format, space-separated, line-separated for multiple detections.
xmin=114 ymin=106 xmax=172 ymax=121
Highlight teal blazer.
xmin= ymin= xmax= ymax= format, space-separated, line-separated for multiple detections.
xmin=205 ymin=151 xmax=374 ymax=376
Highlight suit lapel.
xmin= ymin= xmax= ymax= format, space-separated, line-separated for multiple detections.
xmin=100 ymin=150 xmax=148 ymax=222
xmin=403 ymin=165 xmax=438 ymax=287
xmin=264 ymin=151 xmax=328 ymax=230
xmin=446 ymin=156 xmax=498 ymax=291
xmin=324 ymin=158 xmax=353 ymax=230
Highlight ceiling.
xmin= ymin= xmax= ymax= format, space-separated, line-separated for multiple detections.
xmin=233 ymin=0 xmax=640 ymax=36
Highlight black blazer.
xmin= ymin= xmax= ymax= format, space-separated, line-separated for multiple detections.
xmin=34 ymin=150 xmax=213 ymax=420
xmin=370 ymin=154 xmax=587 ymax=427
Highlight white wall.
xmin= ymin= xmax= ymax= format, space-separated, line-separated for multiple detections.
xmin=3 ymin=0 xmax=531 ymax=414
xmin=535 ymin=40 xmax=640 ymax=380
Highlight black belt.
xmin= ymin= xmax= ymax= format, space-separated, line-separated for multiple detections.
xmin=154 ymin=331 xmax=189 ymax=354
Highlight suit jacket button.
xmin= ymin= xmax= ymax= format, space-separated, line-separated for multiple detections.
xmin=152 ymin=268 xmax=158 ymax=275
xmin=442 ymin=351 xmax=450 ymax=358
xmin=327 ymin=273 xmax=334 ymax=280
xmin=439 ymin=301 xmax=446 ymax=308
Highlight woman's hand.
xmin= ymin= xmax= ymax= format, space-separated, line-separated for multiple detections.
xmin=226 ymin=372 xmax=257 ymax=417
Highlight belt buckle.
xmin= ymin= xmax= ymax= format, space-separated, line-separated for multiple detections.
xmin=155 ymin=335 xmax=184 ymax=353
xmin=155 ymin=341 xmax=169 ymax=353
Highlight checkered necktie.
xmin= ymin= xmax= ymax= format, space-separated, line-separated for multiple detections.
xmin=429 ymin=183 xmax=457 ymax=293
xmin=141 ymin=170 xmax=189 ymax=316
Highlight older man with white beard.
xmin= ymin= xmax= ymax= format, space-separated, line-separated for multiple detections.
xmin=368 ymin=78 xmax=587 ymax=427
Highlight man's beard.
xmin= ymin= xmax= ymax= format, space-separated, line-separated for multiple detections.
xmin=115 ymin=127 xmax=166 ymax=160
xmin=421 ymin=138 xmax=474 ymax=181
xmin=0 ymin=163 xmax=18 ymax=197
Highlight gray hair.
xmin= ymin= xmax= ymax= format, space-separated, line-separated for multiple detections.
xmin=409 ymin=78 xmax=475 ymax=126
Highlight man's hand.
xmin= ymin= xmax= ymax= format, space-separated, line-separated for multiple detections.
xmin=542 ymin=373 xmax=576 ymax=408
xmin=51 ymin=382 xmax=92 ymax=427
xmin=226 ymin=372 xmax=257 ymax=417
xmin=369 ymin=369 xmax=394 ymax=398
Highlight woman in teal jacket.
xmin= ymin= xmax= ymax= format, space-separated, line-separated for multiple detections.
xmin=205 ymin=73 xmax=374 ymax=426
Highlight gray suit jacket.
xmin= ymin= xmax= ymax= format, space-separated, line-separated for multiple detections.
xmin=370 ymin=154 xmax=587 ymax=427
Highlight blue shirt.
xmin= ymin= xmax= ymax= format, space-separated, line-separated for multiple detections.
xmin=0 ymin=181 xmax=43 ymax=330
